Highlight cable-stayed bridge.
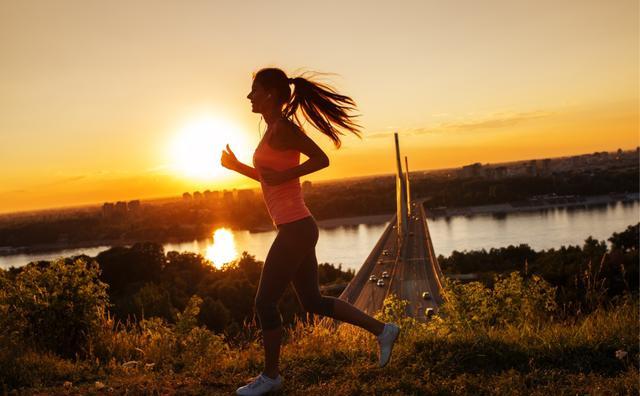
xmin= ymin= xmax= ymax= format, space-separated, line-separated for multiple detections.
xmin=334 ymin=133 xmax=445 ymax=321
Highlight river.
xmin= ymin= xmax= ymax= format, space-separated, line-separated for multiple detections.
xmin=0 ymin=200 xmax=637 ymax=271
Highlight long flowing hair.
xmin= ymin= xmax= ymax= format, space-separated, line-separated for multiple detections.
xmin=253 ymin=68 xmax=362 ymax=148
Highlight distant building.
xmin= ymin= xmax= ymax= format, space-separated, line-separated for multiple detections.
xmin=128 ymin=200 xmax=141 ymax=211
xmin=114 ymin=201 xmax=127 ymax=216
xmin=459 ymin=162 xmax=482 ymax=178
xmin=302 ymin=180 xmax=313 ymax=192
xmin=541 ymin=159 xmax=551 ymax=175
xmin=526 ymin=160 xmax=537 ymax=177
xmin=223 ymin=189 xmax=234 ymax=203
xmin=204 ymin=190 xmax=221 ymax=200
xmin=495 ymin=166 xmax=508 ymax=178
xmin=237 ymin=189 xmax=254 ymax=202
xmin=484 ymin=167 xmax=496 ymax=179
xmin=484 ymin=166 xmax=508 ymax=180
xmin=102 ymin=202 xmax=114 ymax=217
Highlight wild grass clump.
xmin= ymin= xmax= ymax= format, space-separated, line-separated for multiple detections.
xmin=440 ymin=272 xmax=558 ymax=332
xmin=1 ymin=257 xmax=637 ymax=394
xmin=0 ymin=258 xmax=110 ymax=359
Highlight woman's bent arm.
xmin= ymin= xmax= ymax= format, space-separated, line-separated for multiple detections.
xmin=233 ymin=161 xmax=261 ymax=182
xmin=221 ymin=144 xmax=261 ymax=182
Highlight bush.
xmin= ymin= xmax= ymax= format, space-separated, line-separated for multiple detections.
xmin=608 ymin=223 xmax=639 ymax=252
xmin=199 ymin=297 xmax=231 ymax=332
xmin=440 ymin=272 xmax=557 ymax=331
xmin=0 ymin=258 xmax=110 ymax=359
xmin=88 ymin=294 xmax=229 ymax=375
xmin=374 ymin=293 xmax=423 ymax=336
xmin=131 ymin=282 xmax=176 ymax=320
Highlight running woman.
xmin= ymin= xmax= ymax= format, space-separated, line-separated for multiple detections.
xmin=221 ymin=68 xmax=400 ymax=396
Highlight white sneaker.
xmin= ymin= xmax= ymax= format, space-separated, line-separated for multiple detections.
xmin=377 ymin=323 xmax=400 ymax=367
xmin=236 ymin=373 xmax=283 ymax=395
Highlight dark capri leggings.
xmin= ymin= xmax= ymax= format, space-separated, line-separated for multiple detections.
xmin=254 ymin=215 xmax=336 ymax=331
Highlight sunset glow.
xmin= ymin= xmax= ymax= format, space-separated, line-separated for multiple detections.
xmin=206 ymin=228 xmax=238 ymax=268
xmin=0 ymin=1 xmax=637 ymax=213
xmin=170 ymin=116 xmax=249 ymax=181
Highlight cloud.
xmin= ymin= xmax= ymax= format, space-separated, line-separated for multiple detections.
xmin=43 ymin=175 xmax=87 ymax=187
xmin=366 ymin=110 xmax=553 ymax=139
xmin=437 ymin=110 xmax=552 ymax=132
xmin=0 ymin=174 xmax=89 ymax=195
xmin=144 ymin=164 xmax=173 ymax=174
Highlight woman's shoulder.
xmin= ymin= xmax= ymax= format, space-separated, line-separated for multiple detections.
xmin=275 ymin=117 xmax=304 ymax=136
xmin=271 ymin=118 xmax=304 ymax=150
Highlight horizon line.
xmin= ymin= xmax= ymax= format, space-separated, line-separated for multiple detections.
xmin=1 ymin=145 xmax=637 ymax=217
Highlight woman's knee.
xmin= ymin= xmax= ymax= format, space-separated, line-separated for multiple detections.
xmin=302 ymin=295 xmax=335 ymax=317
xmin=254 ymin=295 xmax=282 ymax=330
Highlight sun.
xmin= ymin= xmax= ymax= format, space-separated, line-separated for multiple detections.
xmin=170 ymin=115 xmax=249 ymax=180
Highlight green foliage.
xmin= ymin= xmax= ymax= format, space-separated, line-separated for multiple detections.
xmin=114 ymin=295 xmax=228 ymax=375
xmin=175 ymin=295 xmax=202 ymax=335
xmin=198 ymin=297 xmax=231 ymax=332
xmin=374 ymin=293 xmax=423 ymax=335
xmin=81 ymin=294 xmax=229 ymax=380
xmin=0 ymin=258 xmax=110 ymax=359
xmin=438 ymin=244 xmax=536 ymax=274
xmin=438 ymin=225 xmax=639 ymax=315
xmin=318 ymin=262 xmax=355 ymax=284
xmin=1 ymin=254 xmax=638 ymax=393
xmin=0 ymin=349 xmax=91 ymax=389
xmin=75 ymin=246 xmax=354 ymax=339
xmin=440 ymin=272 xmax=557 ymax=331
xmin=97 ymin=242 xmax=165 ymax=294
xmin=2 ymin=219 xmax=638 ymax=393
xmin=131 ymin=282 xmax=175 ymax=320
xmin=609 ymin=223 xmax=639 ymax=251
xmin=492 ymin=273 xmax=557 ymax=326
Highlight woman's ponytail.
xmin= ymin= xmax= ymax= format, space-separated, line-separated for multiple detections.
xmin=285 ymin=74 xmax=361 ymax=148
xmin=254 ymin=68 xmax=362 ymax=148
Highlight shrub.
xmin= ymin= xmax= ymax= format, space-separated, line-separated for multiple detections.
xmin=374 ymin=293 xmax=423 ymax=336
xmin=440 ymin=272 xmax=557 ymax=331
xmin=0 ymin=258 xmax=110 ymax=359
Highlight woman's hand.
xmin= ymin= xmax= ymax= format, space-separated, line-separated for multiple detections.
xmin=259 ymin=167 xmax=290 ymax=186
xmin=221 ymin=144 xmax=239 ymax=170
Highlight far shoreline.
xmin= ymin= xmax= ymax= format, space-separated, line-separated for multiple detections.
xmin=2 ymin=192 xmax=637 ymax=259
xmin=424 ymin=193 xmax=639 ymax=218
xmin=0 ymin=213 xmax=395 ymax=258
xmin=247 ymin=213 xmax=394 ymax=232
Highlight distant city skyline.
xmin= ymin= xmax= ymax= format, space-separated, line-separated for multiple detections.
xmin=1 ymin=0 xmax=637 ymax=213
xmin=3 ymin=146 xmax=636 ymax=216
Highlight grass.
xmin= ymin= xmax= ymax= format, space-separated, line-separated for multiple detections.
xmin=4 ymin=294 xmax=638 ymax=396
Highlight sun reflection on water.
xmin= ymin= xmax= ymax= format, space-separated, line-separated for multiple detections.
xmin=206 ymin=228 xmax=238 ymax=269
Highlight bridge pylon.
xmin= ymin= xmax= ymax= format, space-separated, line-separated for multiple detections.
xmin=394 ymin=133 xmax=408 ymax=243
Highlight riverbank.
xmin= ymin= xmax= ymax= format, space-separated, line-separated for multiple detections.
xmin=249 ymin=213 xmax=393 ymax=232
xmin=0 ymin=213 xmax=395 ymax=257
xmin=425 ymin=192 xmax=640 ymax=218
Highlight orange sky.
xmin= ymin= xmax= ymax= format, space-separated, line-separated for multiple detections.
xmin=0 ymin=0 xmax=638 ymax=214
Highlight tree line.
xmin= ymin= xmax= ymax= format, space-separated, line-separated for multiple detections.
xmin=0 ymin=167 xmax=637 ymax=247
xmin=2 ymin=245 xmax=354 ymax=339
xmin=438 ymin=223 xmax=639 ymax=314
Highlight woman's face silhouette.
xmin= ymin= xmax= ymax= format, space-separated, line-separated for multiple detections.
xmin=247 ymin=80 xmax=274 ymax=114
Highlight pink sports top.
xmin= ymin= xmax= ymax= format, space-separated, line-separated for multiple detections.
xmin=252 ymin=123 xmax=312 ymax=227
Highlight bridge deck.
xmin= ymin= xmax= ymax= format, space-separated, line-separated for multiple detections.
xmin=336 ymin=200 xmax=444 ymax=323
